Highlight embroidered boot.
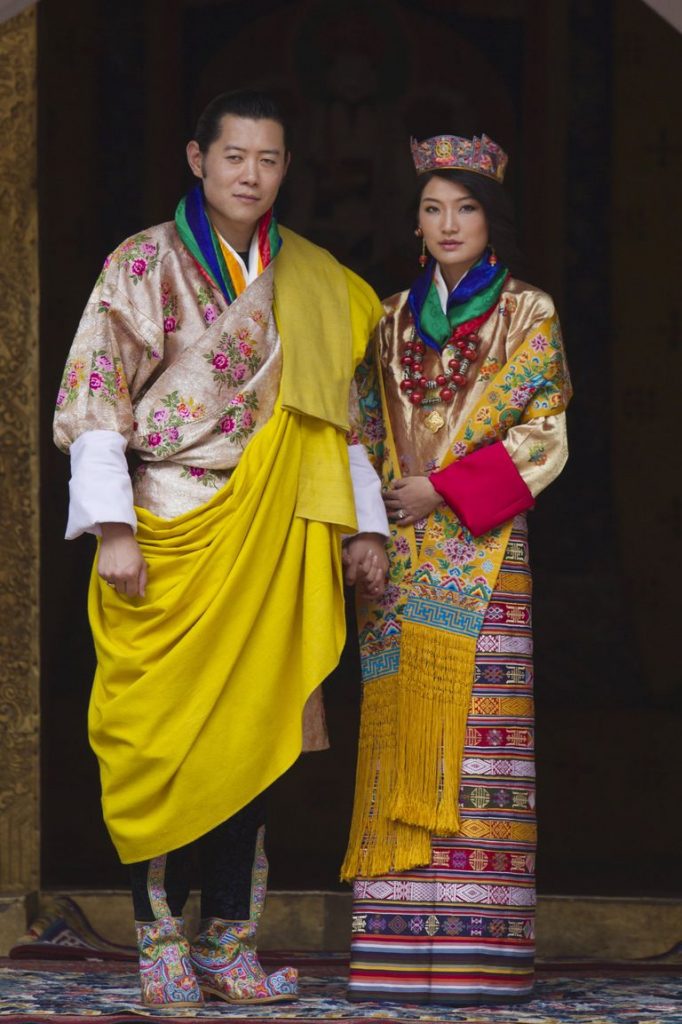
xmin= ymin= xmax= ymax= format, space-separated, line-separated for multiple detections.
xmin=190 ymin=917 xmax=298 ymax=1003
xmin=135 ymin=916 xmax=203 ymax=1008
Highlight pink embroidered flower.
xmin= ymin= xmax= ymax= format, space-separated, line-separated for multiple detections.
xmin=89 ymin=372 xmax=103 ymax=390
xmin=511 ymin=384 xmax=534 ymax=408
xmin=67 ymin=370 xmax=79 ymax=388
xmin=379 ymin=583 xmax=400 ymax=609
xmin=530 ymin=334 xmax=548 ymax=352
xmin=212 ymin=352 xmax=229 ymax=370
xmin=163 ymin=316 xmax=177 ymax=333
xmin=242 ymin=410 xmax=253 ymax=429
xmin=167 ymin=427 xmax=180 ymax=441
xmin=176 ymin=403 xmax=191 ymax=419
xmin=191 ymin=404 xmax=205 ymax=419
xmin=189 ymin=466 xmax=206 ymax=478
xmin=220 ymin=416 xmax=236 ymax=434
xmin=443 ymin=537 xmax=476 ymax=565
xmin=153 ymin=408 xmax=169 ymax=423
xmin=131 ymin=258 xmax=147 ymax=276
xmin=102 ymin=255 xmax=112 ymax=270
xmin=452 ymin=441 xmax=468 ymax=459
xmin=151 ymin=349 xmax=161 ymax=360
xmin=394 ymin=536 xmax=410 ymax=555
xmin=238 ymin=341 xmax=252 ymax=357
xmin=204 ymin=305 xmax=217 ymax=323
xmin=232 ymin=363 xmax=247 ymax=381
xmin=233 ymin=393 xmax=245 ymax=405
xmin=96 ymin=354 xmax=113 ymax=370
xmin=119 ymin=240 xmax=135 ymax=253
xmin=56 ymin=388 xmax=66 ymax=407
xmin=142 ymin=242 xmax=156 ymax=256
xmin=147 ymin=432 xmax=162 ymax=447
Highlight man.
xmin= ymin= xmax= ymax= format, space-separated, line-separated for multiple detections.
xmin=54 ymin=90 xmax=388 ymax=1009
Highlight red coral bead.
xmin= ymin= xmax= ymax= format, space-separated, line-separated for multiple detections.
xmin=467 ymin=333 xmax=478 ymax=343
xmin=448 ymin=358 xmax=461 ymax=370
xmin=436 ymin=374 xmax=447 ymax=386
xmin=418 ymin=377 xmax=429 ymax=389
xmin=409 ymin=390 xmax=425 ymax=405
xmin=440 ymin=387 xmax=454 ymax=402
xmin=413 ymin=341 xmax=425 ymax=354
xmin=456 ymin=339 xmax=467 ymax=351
xmin=453 ymin=373 xmax=466 ymax=387
xmin=400 ymin=355 xmax=413 ymax=366
xmin=465 ymin=347 xmax=477 ymax=360
xmin=400 ymin=379 xmax=414 ymax=392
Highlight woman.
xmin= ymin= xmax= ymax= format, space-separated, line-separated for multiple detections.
xmin=342 ymin=133 xmax=571 ymax=1006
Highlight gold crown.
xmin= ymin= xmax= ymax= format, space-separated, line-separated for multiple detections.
xmin=410 ymin=133 xmax=508 ymax=183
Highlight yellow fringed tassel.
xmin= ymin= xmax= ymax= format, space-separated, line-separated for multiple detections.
xmin=388 ymin=620 xmax=476 ymax=834
xmin=340 ymin=676 xmax=432 ymax=881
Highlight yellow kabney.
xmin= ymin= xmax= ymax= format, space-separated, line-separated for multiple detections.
xmin=88 ymin=231 xmax=381 ymax=864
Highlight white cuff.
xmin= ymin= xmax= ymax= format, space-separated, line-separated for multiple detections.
xmin=66 ymin=430 xmax=137 ymax=539
xmin=348 ymin=443 xmax=389 ymax=537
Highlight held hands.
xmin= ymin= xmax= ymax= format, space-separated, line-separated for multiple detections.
xmin=343 ymin=533 xmax=389 ymax=601
xmin=383 ymin=476 xmax=442 ymax=526
xmin=98 ymin=523 xmax=148 ymax=598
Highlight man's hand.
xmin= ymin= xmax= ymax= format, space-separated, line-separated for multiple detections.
xmin=343 ymin=533 xmax=389 ymax=601
xmin=383 ymin=476 xmax=442 ymax=526
xmin=98 ymin=523 xmax=148 ymax=598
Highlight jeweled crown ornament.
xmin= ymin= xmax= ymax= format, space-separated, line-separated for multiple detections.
xmin=410 ymin=133 xmax=508 ymax=183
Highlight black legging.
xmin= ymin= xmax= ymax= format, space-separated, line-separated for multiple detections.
xmin=130 ymin=792 xmax=267 ymax=922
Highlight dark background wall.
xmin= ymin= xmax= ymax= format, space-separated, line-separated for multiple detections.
xmin=38 ymin=0 xmax=681 ymax=895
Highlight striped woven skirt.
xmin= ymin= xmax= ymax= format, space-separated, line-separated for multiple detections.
xmin=349 ymin=515 xmax=535 ymax=1005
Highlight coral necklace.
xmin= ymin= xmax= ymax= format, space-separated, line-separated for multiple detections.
xmin=400 ymin=326 xmax=480 ymax=406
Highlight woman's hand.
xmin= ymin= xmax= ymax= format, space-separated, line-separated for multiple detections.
xmin=343 ymin=533 xmax=389 ymax=601
xmin=98 ymin=523 xmax=148 ymax=598
xmin=383 ymin=476 xmax=442 ymax=526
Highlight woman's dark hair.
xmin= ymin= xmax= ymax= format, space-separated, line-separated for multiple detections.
xmin=417 ymin=169 xmax=525 ymax=278
xmin=194 ymin=90 xmax=289 ymax=153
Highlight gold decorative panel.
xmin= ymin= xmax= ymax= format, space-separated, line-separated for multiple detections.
xmin=0 ymin=4 xmax=39 ymax=893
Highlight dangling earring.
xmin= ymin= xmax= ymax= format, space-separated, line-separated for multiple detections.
xmin=415 ymin=226 xmax=427 ymax=268
xmin=488 ymin=245 xmax=498 ymax=266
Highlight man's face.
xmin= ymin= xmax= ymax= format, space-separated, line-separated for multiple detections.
xmin=187 ymin=115 xmax=289 ymax=246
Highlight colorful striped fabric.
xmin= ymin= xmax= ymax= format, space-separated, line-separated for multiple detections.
xmin=349 ymin=515 xmax=535 ymax=1006
xmin=174 ymin=184 xmax=281 ymax=304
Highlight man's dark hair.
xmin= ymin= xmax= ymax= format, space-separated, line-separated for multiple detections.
xmin=194 ymin=90 xmax=289 ymax=153
xmin=416 ymin=169 xmax=525 ymax=278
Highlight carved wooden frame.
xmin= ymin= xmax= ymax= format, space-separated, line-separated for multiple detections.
xmin=0 ymin=5 xmax=40 ymax=897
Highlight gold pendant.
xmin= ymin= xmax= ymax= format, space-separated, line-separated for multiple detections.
xmin=423 ymin=409 xmax=445 ymax=433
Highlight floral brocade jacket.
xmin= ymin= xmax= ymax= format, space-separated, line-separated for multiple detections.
xmin=353 ymin=278 xmax=569 ymax=502
xmin=54 ymin=222 xmax=284 ymax=520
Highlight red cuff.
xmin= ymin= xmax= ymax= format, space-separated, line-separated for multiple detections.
xmin=429 ymin=441 xmax=534 ymax=537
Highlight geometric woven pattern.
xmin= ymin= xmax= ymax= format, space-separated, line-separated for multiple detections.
xmin=350 ymin=517 xmax=538 ymax=1005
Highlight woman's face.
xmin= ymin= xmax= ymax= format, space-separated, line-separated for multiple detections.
xmin=418 ymin=176 xmax=489 ymax=288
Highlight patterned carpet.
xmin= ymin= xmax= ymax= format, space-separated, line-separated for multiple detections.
xmin=0 ymin=960 xmax=681 ymax=1024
